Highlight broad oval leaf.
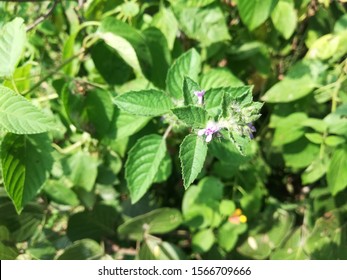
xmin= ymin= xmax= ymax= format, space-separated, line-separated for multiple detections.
xmin=99 ymin=32 xmax=143 ymax=76
xmin=172 ymin=106 xmax=208 ymax=128
xmin=0 ymin=17 xmax=26 ymax=78
xmin=1 ymin=133 xmax=53 ymax=213
xmin=179 ymin=134 xmax=208 ymax=189
xmin=113 ymin=110 xmax=150 ymax=139
xmin=66 ymin=151 xmax=98 ymax=192
xmin=327 ymin=145 xmax=347 ymax=196
xmin=151 ymin=6 xmax=178 ymax=50
xmin=183 ymin=76 xmax=200 ymax=105
xmin=99 ymin=17 xmax=152 ymax=80
xmin=57 ymin=239 xmax=104 ymax=260
xmin=238 ymin=0 xmax=278 ymax=31
xmin=166 ymin=49 xmax=201 ymax=100
xmin=271 ymin=0 xmax=297 ymax=39
xmin=192 ymin=228 xmax=215 ymax=253
xmin=67 ymin=204 xmax=120 ymax=241
xmin=114 ymin=89 xmax=173 ymax=116
xmin=0 ymin=202 xmax=44 ymax=242
xmin=171 ymin=2 xmax=231 ymax=47
xmin=125 ymin=134 xmax=167 ymax=203
xmin=118 ymin=208 xmax=182 ymax=241
xmin=0 ymin=86 xmax=52 ymax=134
xmin=200 ymin=68 xmax=243 ymax=90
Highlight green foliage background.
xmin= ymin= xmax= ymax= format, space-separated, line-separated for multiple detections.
xmin=0 ymin=0 xmax=347 ymax=260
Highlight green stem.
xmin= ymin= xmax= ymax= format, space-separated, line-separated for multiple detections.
xmin=11 ymin=77 xmax=20 ymax=94
xmin=24 ymin=48 xmax=86 ymax=95
xmin=163 ymin=124 xmax=173 ymax=139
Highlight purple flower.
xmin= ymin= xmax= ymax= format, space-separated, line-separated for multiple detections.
xmin=247 ymin=123 xmax=256 ymax=139
xmin=198 ymin=121 xmax=220 ymax=142
xmin=194 ymin=90 xmax=206 ymax=105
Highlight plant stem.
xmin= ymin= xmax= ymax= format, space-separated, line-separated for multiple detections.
xmin=24 ymin=48 xmax=86 ymax=96
xmin=26 ymin=0 xmax=60 ymax=32
xmin=163 ymin=124 xmax=173 ymax=139
xmin=11 ymin=77 xmax=20 ymax=94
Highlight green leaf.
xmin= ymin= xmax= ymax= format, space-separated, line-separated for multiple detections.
xmin=238 ymin=208 xmax=294 ymax=259
xmin=327 ymin=145 xmax=347 ymax=196
xmin=99 ymin=17 xmax=152 ymax=79
xmin=262 ymin=76 xmax=316 ymax=103
xmin=90 ymin=41 xmax=134 ymax=85
xmin=0 ymin=202 xmax=44 ymax=242
xmin=166 ymin=49 xmax=201 ymax=100
xmin=272 ymin=113 xmax=308 ymax=146
xmin=0 ymin=242 xmax=18 ymax=260
xmin=271 ymin=0 xmax=297 ymax=39
xmin=114 ymin=89 xmax=173 ymax=117
xmin=204 ymin=88 xmax=224 ymax=118
xmin=301 ymin=158 xmax=327 ymax=184
xmin=238 ymin=0 xmax=278 ymax=31
xmin=283 ymin=137 xmax=320 ymax=169
xmin=307 ymin=34 xmax=341 ymax=60
xmin=57 ymin=239 xmax=104 ymax=260
xmin=171 ymin=2 xmax=230 ymax=46
xmin=0 ymin=17 xmax=26 ymax=78
xmin=118 ymin=208 xmax=182 ymax=241
xmin=304 ymin=210 xmax=347 ymax=259
xmin=151 ymin=6 xmax=178 ymax=50
xmin=209 ymin=139 xmax=251 ymax=167
xmin=62 ymin=87 xmax=115 ymax=139
xmin=325 ymin=135 xmax=345 ymax=147
xmin=98 ymin=31 xmax=142 ymax=76
xmin=334 ymin=14 xmax=347 ymax=33
xmin=179 ymin=134 xmax=208 ymax=189
xmin=153 ymin=152 xmax=172 ymax=183
xmin=1 ymin=134 xmax=53 ymax=213
xmin=67 ymin=204 xmax=120 ymax=241
xmin=66 ymin=151 xmax=98 ymax=192
xmin=271 ymin=227 xmax=308 ymax=260
xmin=3 ymin=63 xmax=33 ymax=93
xmin=217 ymin=222 xmax=245 ymax=252
xmin=139 ymin=236 xmax=186 ymax=260
xmin=183 ymin=76 xmax=200 ymax=105
xmin=172 ymin=106 xmax=208 ymax=128
xmin=305 ymin=132 xmax=323 ymax=144
xmin=200 ymin=68 xmax=243 ymax=90
xmin=0 ymin=86 xmax=52 ymax=134
xmin=192 ymin=228 xmax=215 ymax=253
xmin=182 ymin=177 xmax=223 ymax=229
xmin=302 ymin=118 xmax=327 ymax=133
xmin=125 ymin=135 xmax=167 ymax=203
xmin=142 ymin=27 xmax=171 ymax=89
xmin=43 ymin=180 xmax=79 ymax=206
xmin=113 ymin=110 xmax=150 ymax=139
xmin=219 ymin=200 xmax=236 ymax=216
xmin=262 ymin=61 xmax=322 ymax=103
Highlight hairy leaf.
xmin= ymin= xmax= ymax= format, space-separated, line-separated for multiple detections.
xmin=1 ymin=133 xmax=53 ymax=213
xmin=125 ymin=135 xmax=167 ymax=203
xmin=0 ymin=86 xmax=52 ymax=134
xmin=179 ymin=134 xmax=207 ymax=189
xmin=166 ymin=49 xmax=201 ymax=100
xmin=172 ymin=106 xmax=208 ymax=128
xmin=114 ymin=89 xmax=173 ymax=116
